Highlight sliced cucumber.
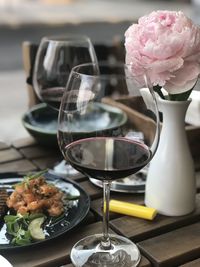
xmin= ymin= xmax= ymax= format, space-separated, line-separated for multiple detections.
xmin=28 ymin=217 xmax=45 ymax=240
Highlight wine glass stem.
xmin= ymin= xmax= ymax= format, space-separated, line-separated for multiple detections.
xmin=101 ymin=180 xmax=111 ymax=250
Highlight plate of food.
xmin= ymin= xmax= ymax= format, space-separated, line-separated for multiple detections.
xmin=0 ymin=171 xmax=90 ymax=250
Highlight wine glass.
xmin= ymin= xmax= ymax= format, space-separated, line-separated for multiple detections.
xmin=32 ymin=34 xmax=97 ymax=175
xmin=58 ymin=62 xmax=160 ymax=267
xmin=33 ymin=34 xmax=97 ymax=110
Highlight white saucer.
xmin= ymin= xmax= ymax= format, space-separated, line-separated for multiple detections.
xmin=0 ymin=255 xmax=13 ymax=267
xmin=89 ymin=168 xmax=147 ymax=193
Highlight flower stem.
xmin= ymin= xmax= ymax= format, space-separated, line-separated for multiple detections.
xmin=153 ymin=85 xmax=165 ymax=99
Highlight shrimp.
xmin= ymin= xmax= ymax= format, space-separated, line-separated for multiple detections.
xmin=40 ymin=184 xmax=58 ymax=196
xmin=18 ymin=206 xmax=28 ymax=215
xmin=48 ymin=203 xmax=64 ymax=217
xmin=6 ymin=173 xmax=64 ymax=217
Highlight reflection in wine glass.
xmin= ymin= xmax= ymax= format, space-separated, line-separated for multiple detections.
xmin=58 ymin=62 xmax=160 ymax=266
xmin=32 ymin=34 xmax=97 ymax=175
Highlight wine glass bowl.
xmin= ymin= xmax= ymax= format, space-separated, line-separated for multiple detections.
xmin=58 ymin=101 xmax=128 ymax=154
xmin=33 ymin=34 xmax=97 ymax=111
xmin=58 ymin=62 xmax=160 ymax=267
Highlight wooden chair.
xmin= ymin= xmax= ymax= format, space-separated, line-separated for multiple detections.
xmin=22 ymin=38 xmax=125 ymax=108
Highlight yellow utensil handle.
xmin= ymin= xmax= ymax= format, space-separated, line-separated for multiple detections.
xmin=109 ymin=199 xmax=157 ymax=220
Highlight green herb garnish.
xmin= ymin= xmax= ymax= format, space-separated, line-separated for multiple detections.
xmin=4 ymin=213 xmax=46 ymax=245
xmin=13 ymin=169 xmax=48 ymax=189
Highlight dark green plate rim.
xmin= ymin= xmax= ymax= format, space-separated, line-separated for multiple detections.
xmin=22 ymin=102 xmax=128 ymax=136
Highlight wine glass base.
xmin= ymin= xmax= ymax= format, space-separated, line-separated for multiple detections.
xmin=71 ymin=234 xmax=141 ymax=267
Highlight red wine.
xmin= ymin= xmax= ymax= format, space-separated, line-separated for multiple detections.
xmin=64 ymin=137 xmax=151 ymax=181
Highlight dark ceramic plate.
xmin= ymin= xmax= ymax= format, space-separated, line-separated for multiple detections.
xmin=22 ymin=103 xmax=58 ymax=147
xmin=22 ymin=102 xmax=127 ymax=147
xmin=0 ymin=172 xmax=90 ymax=250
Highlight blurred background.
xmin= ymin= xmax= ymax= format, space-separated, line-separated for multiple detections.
xmin=0 ymin=0 xmax=193 ymax=143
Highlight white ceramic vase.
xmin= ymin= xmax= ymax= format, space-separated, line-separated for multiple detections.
xmin=145 ymin=98 xmax=196 ymax=216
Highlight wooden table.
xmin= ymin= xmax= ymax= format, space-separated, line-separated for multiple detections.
xmin=0 ymin=137 xmax=200 ymax=267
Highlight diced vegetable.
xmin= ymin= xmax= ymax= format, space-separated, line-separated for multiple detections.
xmin=28 ymin=217 xmax=45 ymax=240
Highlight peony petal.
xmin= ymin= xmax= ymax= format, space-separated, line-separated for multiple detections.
xmin=167 ymin=62 xmax=200 ymax=86
xmin=164 ymin=78 xmax=198 ymax=94
xmin=149 ymin=58 xmax=184 ymax=73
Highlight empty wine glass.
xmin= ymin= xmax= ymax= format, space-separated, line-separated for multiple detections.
xmin=33 ymin=34 xmax=97 ymax=175
xmin=58 ymin=62 xmax=160 ymax=267
xmin=33 ymin=34 xmax=97 ymax=110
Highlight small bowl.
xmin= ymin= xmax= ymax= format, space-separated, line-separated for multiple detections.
xmin=22 ymin=103 xmax=58 ymax=147
xmin=22 ymin=102 xmax=128 ymax=147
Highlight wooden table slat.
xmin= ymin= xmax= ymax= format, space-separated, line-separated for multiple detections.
xmin=12 ymin=137 xmax=37 ymax=148
xmin=19 ymin=146 xmax=60 ymax=159
xmin=109 ymin=193 xmax=200 ymax=242
xmin=0 ymin=159 xmax=37 ymax=173
xmin=138 ymin=222 xmax=200 ymax=267
xmin=79 ymin=180 xmax=103 ymax=200
xmin=61 ymin=255 xmax=151 ymax=267
xmin=0 ymin=148 xmax=23 ymax=163
xmin=180 ymin=258 xmax=200 ymax=266
xmin=32 ymin=156 xmax=62 ymax=170
xmin=0 ymin=141 xmax=10 ymax=150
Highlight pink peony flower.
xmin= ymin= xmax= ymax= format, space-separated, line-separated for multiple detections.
xmin=125 ymin=10 xmax=200 ymax=99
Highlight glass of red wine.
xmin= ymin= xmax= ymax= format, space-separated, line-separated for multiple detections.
xmin=58 ymin=62 xmax=160 ymax=267
xmin=33 ymin=34 xmax=97 ymax=175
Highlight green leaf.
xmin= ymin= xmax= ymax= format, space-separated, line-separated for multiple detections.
xmin=29 ymin=213 xmax=46 ymax=221
xmin=28 ymin=169 xmax=48 ymax=179
xmin=12 ymin=228 xmax=32 ymax=245
xmin=169 ymin=88 xmax=193 ymax=101
xmin=64 ymin=194 xmax=80 ymax=200
xmin=4 ymin=215 xmax=18 ymax=223
xmin=6 ymin=222 xmax=17 ymax=236
xmin=13 ymin=222 xmax=20 ymax=233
